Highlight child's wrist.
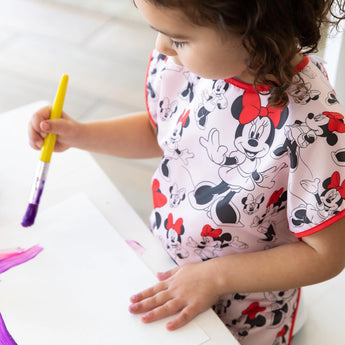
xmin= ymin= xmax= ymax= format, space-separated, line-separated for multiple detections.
xmin=75 ymin=121 xmax=90 ymax=149
xmin=204 ymin=257 xmax=231 ymax=297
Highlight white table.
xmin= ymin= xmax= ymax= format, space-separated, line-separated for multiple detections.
xmin=0 ymin=102 xmax=239 ymax=345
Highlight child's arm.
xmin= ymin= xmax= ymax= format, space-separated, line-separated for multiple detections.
xmin=129 ymin=216 xmax=345 ymax=330
xmin=28 ymin=106 xmax=162 ymax=158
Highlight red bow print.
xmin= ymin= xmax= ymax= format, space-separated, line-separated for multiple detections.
xmin=166 ymin=213 xmax=183 ymax=235
xmin=201 ymin=225 xmax=222 ymax=239
xmin=177 ymin=109 xmax=190 ymax=127
xmin=152 ymin=179 xmax=167 ymax=208
xmin=323 ymin=112 xmax=345 ymax=133
xmin=267 ymin=188 xmax=284 ymax=208
xmin=327 ymin=171 xmax=345 ymax=198
xmin=276 ymin=325 xmax=288 ymax=338
xmin=242 ymin=302 xmax=266 ymax=320
xmin=239 ymin=90 xmax=284 ymax=128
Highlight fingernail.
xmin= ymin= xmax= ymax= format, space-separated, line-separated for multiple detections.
xmin=41 ymin=121 xmax=50 ymax=131
xmin=142 ymin=312 xmax=152 ymax=322
xmin=166 ymin=321 xmax=174 ymax=330
xmin=157 ymin=271 xmax=169 ymax=280
xmin=130 ymin=294 xmax=139 ymax=302
xmin=129 ymin=303 xmax=138 ymax=312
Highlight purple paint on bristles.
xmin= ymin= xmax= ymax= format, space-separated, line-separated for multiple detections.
xmin=21 ymin=203 xmax=38 ymax=227
xmin=0 ymin=313 xmax=18 ymax=345
xmin=22 ymin=164 xmax=47 ymax=228
xmin=0 ymin=245 xmax=43 ymax=275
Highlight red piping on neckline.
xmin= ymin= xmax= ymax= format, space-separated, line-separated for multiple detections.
xmin=225 ymin=55 xmax=310 ymax=92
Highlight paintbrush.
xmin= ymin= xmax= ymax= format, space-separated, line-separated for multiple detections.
xmin=21 ymin=74 xmax=69 ymax=227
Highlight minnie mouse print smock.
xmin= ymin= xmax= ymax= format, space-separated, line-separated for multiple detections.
xmin=145 ymin=50 xmax=345 ymax=345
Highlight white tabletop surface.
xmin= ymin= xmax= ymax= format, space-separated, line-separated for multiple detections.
xmin=0 ymin=102 xmax=239 ymax=345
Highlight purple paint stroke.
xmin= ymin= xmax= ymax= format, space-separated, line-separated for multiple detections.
xmin=0 ymin=245 xmax=43 ymax=275
xmin=0 ymin=313 xmax=18 ymax=345
xmin=126 ymin=240 xmax=145 ymax=256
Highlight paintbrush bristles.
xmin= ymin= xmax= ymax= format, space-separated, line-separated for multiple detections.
xmin=21 ymin=203 xmax=38 ymax=227
xmin=22 ymin=161 xmax=49 ymax=228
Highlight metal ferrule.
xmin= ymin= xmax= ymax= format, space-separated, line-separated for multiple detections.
xmin=28 ymin=161 xmax=50 ymax=204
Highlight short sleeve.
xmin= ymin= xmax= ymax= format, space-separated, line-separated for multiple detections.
xmin=286 ymin=58 xmax=345 ymax=237
xmin=145 ymin=50 xmax=167 ymax=126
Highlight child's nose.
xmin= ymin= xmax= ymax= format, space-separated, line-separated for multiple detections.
xmin=155 ymin=33 xmax=177 ymax=57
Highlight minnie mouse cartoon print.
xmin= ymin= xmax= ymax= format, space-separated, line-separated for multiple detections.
xmin=186 ymin=224 xmax=248 ymax=261
xmin=190 ymin=90 xmax=289 ymax=226
xmin=160 ymin=109 xmax=194 ymax=180
xmin=196 ymin=80 xmax=229 ymax=129
xmin=146 ymin=49 xmax=345 ymax=342
xmin=274 ymin=111 xmax=345 ymax=170
xmin=291 ymin=171 xmax=345 ymax=226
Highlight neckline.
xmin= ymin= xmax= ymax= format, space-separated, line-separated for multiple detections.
xmin=224 ymin=55 xmax=310 ymax=92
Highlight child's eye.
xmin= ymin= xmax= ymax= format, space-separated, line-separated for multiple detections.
xmin=170 ymin=39 xmax=187 ymax=49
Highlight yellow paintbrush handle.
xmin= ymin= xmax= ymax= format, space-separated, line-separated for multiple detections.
xmin=40 ymin=74 xmax=69 ymax=163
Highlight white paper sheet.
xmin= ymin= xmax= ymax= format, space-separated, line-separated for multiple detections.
xmin=0 ymin=194 xmax=209 ymax=345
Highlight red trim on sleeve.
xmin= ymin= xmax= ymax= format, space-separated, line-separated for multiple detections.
xmin=288 ymin=288 xmax=301 ymax=345
xmin=293 ymin=207 xmax=345 ymax=238
xmin=145 ymin=51 xmax=157 ymax=127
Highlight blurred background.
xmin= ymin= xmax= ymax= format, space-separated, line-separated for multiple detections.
xmin=0 ymin=0 xmax=344 ymax=222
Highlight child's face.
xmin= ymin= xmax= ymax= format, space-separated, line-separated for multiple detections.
xmin=135 ymin=0 xmax=251 ymax=81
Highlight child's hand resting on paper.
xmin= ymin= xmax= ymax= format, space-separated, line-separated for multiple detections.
xmin=129 ymin=260 xmax=221 ymax=331
xmin=28 ymin=105 xmax=79 ymax=152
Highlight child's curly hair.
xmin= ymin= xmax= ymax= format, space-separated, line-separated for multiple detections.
xmin=146 ymin=0 xmax=345 ymax=107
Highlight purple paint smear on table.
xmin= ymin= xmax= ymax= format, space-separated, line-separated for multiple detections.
xmin=0 ymin=245 xmax=43 ymax=275
xmin=126 ymin=240 xmax=145 ymax=256
xmin=0 ymin=313 xmax=18 ymax=345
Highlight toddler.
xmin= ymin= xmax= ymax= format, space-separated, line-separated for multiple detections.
xmin=29 ymin=1 xmax=345 ymax=344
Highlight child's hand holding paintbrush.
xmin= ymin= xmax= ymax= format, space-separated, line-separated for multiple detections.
xmin=29 ymin=105 xmax=77 ymax=153
xmin=24 ymin=74 xmax=161 ymax=228
xmin=22 ymin=75 xmax=71 ymax=227
xmin=29 ymin=106 xmax=77 ymax=152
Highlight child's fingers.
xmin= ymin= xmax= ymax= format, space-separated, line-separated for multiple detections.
xmin=141 ymin=299 xmax=183 ymax=324
xmin=28 ymin=106 xmax=52 ymax=149
xmin=157 ymin=267 xmax=179 ymax=281
xmin=40 ymin=118 xmax=72 ymax=136
xmin=28 ymin=121 xmax=45 ymax=149
xmin=129 ymin=288 xmax=171 ymax=314
xmin=130 ymin=280 xmax=167 ymax=304
xmin=32 ymin=106 xmax=52 ymax=130
xmin=166 ymin=305 xmax=197 ymax=331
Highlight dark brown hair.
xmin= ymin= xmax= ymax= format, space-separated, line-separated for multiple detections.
xmin=145 ymin=0 xmax=345 ymax=106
